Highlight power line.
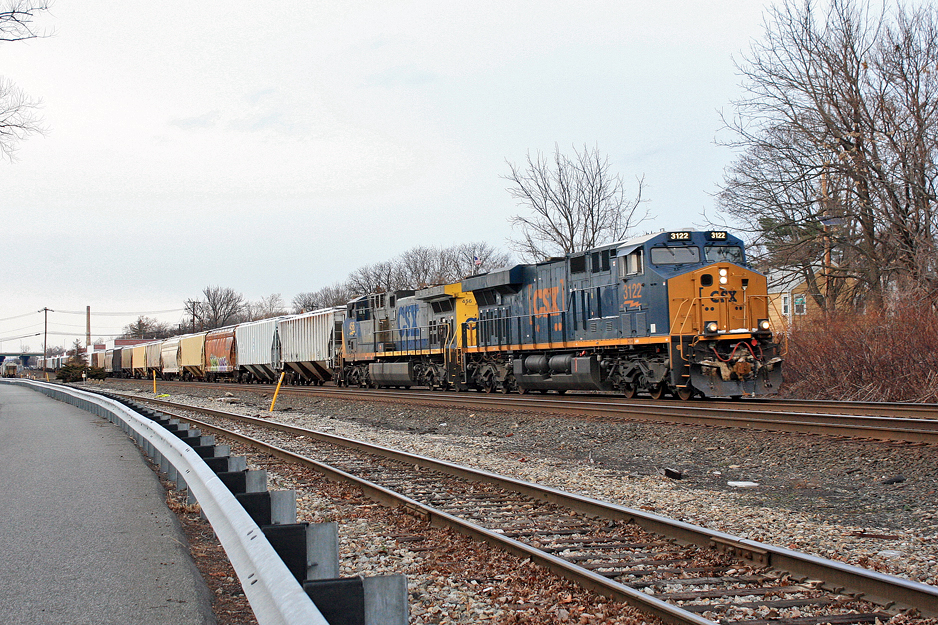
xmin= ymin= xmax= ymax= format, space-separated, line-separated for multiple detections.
xmin=1 ymin=308 xmax=185 ymax=321
xmin=0 ymin=332 xmax=41 ymax=342
xmin=0 ymin=322 xmax=43 ymax=334
xmin=0 ymin=311 xmax=39 ymax=322
xmin=41 ymin=321 xmax=128 ymax=330
xmin=53 ymin=308 xmax=185 ymax=316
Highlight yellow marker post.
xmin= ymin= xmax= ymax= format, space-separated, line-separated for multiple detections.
xmin=153 ymin=370 xmax=157 ymax=394
xmin=270 ymin=372 xmax=285 ymax=412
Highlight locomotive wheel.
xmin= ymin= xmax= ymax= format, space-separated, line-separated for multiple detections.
xmin=518 ymin=387 xmax=529 ymax=395
xmin=676 ymin=385 xmax=695 ymax=401
xmin=621 ymin=384 xmax=637 ymax=399
xmin=649 ymin=383 xmax=667 ymax=400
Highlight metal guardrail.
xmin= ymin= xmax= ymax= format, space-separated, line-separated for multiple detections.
xmin=8 ymin=379 xmax=329 ymax=625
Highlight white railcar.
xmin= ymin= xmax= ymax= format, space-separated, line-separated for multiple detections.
xmin=279 ymin=307 xmax=345 ymax=384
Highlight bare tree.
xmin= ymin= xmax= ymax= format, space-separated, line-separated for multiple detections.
xmin=505 ymin=144 xmax=648 ymax=261
xmin=244 ymin=293 xmax=287 ymax=320
xmin=346 ymin=261 xmax=406 ymax=296
xmin=396 ymin=245 xmax=443 ymax=288
xmin=444 ymin=242 xmax=512 ymax=279
xmin=1 ymin=1 xmax=51 ymax=160
xmin=292 ymin=283 xmax=352 ymax=312
xmin=343 ymin=242 xmax=514 ymax=297
xmin=720 ymin=0 xmax=938 ymax=308
xmin=120 ymin=315 xmax=173 ymax=339
xmin=188 ymin=286 xmax=245 ymax=330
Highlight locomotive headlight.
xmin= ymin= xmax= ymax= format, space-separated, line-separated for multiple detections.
xmin=704 ymin=321 xmax=719 ymax=335
xmin=719 ymin=268 xmax=728 ymax=276
xmin=719 ymin=276 xmax=728 ymax=284
xmin=758 ymin=319 xmax=770 ymax=332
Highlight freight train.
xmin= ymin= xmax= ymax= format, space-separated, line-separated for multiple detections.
xmin=41 ymin=230 xmax=782 ymax=399
xmin=2 ymin=356 xmax=23 ymax=378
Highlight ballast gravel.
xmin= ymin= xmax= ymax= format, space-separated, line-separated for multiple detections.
xmin=104 ymin=382 xmax=938 ymax=624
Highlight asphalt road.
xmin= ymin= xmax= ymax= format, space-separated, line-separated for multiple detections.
xmin=0 ymin=383 xmax=216 ymax=624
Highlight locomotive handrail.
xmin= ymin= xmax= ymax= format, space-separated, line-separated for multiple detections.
xmin=669 ymin=297 xmax=699 ymax=337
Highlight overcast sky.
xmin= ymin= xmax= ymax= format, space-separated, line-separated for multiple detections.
xmin=1 ymin=0 xmax=770 ymax=352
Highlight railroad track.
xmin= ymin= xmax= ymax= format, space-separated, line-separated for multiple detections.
xmin=104 ymin=379 xmax=938 ymax=445
xmin=115 ymin=392 xmax=938 ymax=625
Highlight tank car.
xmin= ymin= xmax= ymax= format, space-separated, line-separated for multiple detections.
xmin=457 ymin=230 xmax=781 ymax=398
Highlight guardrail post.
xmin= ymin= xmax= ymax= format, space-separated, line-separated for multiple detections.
xmin=11 ymin=382 xmax=413 ymax=624
xmin=304 ymin=574 xmax=408 ymax=625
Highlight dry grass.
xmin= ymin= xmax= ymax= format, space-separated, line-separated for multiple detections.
xmin=782 ymin=295 xmax=938 ymax=402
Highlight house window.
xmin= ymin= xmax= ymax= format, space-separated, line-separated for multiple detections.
xmin=794 ymin=294 xmax=806 ymax=315
xmin=782 ymin=295 xmax=790 ymax=316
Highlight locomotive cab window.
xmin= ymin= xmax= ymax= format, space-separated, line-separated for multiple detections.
xmin=650 ymin=245 xmax=700 ymax=266
xmin=570 ymin=254 xmax=587 ymax=274
xmin=704 ymin=245 xmax=744 ymax=264
xmin=618 ymin=248 xmax=644 ymax=278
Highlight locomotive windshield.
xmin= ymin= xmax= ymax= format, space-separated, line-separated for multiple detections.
xmin=650 ymin=246 xmax=700 ymax=265
xmin=704 ymin=245 xmax=744 ymax=264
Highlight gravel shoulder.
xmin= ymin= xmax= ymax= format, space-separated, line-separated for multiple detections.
xmin=101 ymin=381 xmax=938 ymax=622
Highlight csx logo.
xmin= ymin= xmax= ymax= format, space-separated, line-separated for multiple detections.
xmin=710 ymin=289 xmax=738 ymax=303
xmin=397 ymin=304 xmax=420 ymax=339
xmin=530 ymin=286 xmax=560 ymax=317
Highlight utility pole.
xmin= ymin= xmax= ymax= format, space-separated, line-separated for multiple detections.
xmin=38 ymin=307 xmax=52 ymax=362
xmin=86 ymin=306 xmax=91 ymax=349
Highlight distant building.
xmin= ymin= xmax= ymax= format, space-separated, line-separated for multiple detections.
xmin=765 ymin=263 xmax=854 ymax=333
xmin=765 ymin=268 xmax=810 ymax=334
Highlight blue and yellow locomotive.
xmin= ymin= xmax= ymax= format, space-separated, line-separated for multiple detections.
xmin=340 ymin=230 xmax=782 ymax=398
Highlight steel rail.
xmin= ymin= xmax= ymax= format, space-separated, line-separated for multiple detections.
xmin=132 ymin=395 xmax=938 ymax=620
xmin=109 ymin=378 xmax=938 ymax=418
xmin=102 ymin=379 xmax=938 ymax=443
xmin=249 ymin=385 xmax=938 ymax=444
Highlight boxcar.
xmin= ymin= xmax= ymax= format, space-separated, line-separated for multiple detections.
xmin=161 ymin=338 xmax=181 ymax=380
xmin=179 ymin=333 xmax=206 ymax=381
xmin=118 ymin=347 xmax=133 ymax=378
xmin=205 ymin=326 xmax=237 ymax=381
xmin=235 ymin=316 xmax=286 ymax=383
xmin=145 ymin=341 xmax=162 ymax=378
xmin=280 ymin=308 xmax=344 ymax=384
xmin=131 ymin=345 xmax=148 ymax=378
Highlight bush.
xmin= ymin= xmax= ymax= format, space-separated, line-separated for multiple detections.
xmin=55 ymin=364 xmax=106 ymax=382
xmin=56 ymin=363 xmax=87 ymax=383
xmin=782 ymin=294 xmax=938 ymax=402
